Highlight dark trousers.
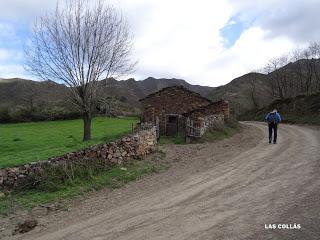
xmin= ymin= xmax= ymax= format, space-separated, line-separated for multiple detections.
xmin=268 ymin=123 xmax=278 ymax=142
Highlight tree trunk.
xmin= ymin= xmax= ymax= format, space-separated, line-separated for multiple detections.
xmin=83 ymin=112 xmax=92 ymax=141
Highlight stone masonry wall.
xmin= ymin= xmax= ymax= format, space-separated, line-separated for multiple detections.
xmin=185 ymin=100 xmax=228 ymax=138
xmin=140 ymin=86 xmax=211 ymax=134
xmin=140 ymin=86 xmax=230 ymax=136
xmin=0 ymin=127 xmax=157 ymax=191
xmin=186 ymin=114 xmax=224 ymax=137
xmin=200 ymin=114 xmax=224 ymax=136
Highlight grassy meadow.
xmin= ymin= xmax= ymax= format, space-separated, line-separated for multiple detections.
xmin=0 ymin=117 xmax=138 ymax=168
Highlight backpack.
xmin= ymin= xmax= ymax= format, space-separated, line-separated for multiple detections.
xmin=268 ymin=112 xmax=277 ymax=123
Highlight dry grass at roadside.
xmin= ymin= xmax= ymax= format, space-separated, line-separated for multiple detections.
xmin=0 ymin=151 xmax=168 ymax=216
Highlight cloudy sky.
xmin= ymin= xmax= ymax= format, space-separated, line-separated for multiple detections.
xmin=0 ymin=0 xmax=319 ymax=86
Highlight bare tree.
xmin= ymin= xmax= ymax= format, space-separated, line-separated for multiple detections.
xmin=19 ymin=81 xmax=37 ymax=114
xmin=25 ymin=0 xmax=135 ymax=141
xmin=260 ymin=42 xmax=320 ymax=103
xmin=300 ymin=48 xmax=313 ymax=94
xmin=264 ymin=55 xmax=292 ymax=99
xmin=247 ymin=71 xmax=260 ymax=108
xmin=291 ymin=48 xmax=306 ymax=94
xmin=291 ymin=45 xmax=318 ymax=95
xmin=308 ymin=42 xmax=320 ymax=91
xmin=98 ymin=96 xmax=119 ymax=117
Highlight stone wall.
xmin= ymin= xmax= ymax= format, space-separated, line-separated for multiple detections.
xmin=199 ymin=114 xmax=224 ymax=136
xmin=0 ymin=127 xmax=157 ymax=191
xmin=186 ymin=114 xmax=224 ymax=138
xmin=183 ymin=100 xmax=228 ymax=138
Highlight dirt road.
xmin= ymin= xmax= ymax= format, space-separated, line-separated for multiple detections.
xmin=9 ymin=122 xmax=320 ymax=240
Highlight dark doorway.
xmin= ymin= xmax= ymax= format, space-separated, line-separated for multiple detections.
xmin=166 ymin=114 xmax=178 ymax=136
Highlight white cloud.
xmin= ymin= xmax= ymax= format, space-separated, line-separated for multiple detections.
xmin=229 ymin=0 xmax=320 ymax=43
xmin=0 ymin=23 xmax=15 ymax=37
xmin=0 ymin=0 xmax=56 ymax=21
xmin=197 ymin=27 xmax=296 ymax=86
xmin=0 ymin=64 xmax=26 ymax=78
xmin=120 ymin=0 xmax=233 ymax=84
xmin=0 ymin=0 xmax=318 ymax=86
xmin=113 ymin=0 xmax=304 ymax=86
xmin=0 ymin=49 xmax=12 ymax=61
xmin=0 ymin=47 xmax=23 ymax=62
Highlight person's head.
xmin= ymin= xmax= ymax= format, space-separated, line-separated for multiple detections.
xmin=271 ymin=109 xmax=277 ymax=113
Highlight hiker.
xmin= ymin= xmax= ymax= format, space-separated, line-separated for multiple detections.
xmin=265 ymin=109 xmax=281 ymax=144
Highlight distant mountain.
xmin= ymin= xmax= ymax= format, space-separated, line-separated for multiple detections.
xmin=97 ymin=77 xmax=214 ymax=107
xmin=0 ymin=77 xmax=214 ymax=109
xmin=239 ymin=92 xmax=320 ymax=124
xmin=136 ymin=77 xmax=213 ymax=97
xmin=2 ymin=57 xmax=319 ymax=119
xmin=208 ymin=72 xmax=273 ymax=115
xmin=207 ymin=58 xmax=320 ymax=115
xmin=0 ymin=78 xmax=67 ymax=106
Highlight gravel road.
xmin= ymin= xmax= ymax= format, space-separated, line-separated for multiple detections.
xmin=7 ymin=122 xmax=320 ymax=240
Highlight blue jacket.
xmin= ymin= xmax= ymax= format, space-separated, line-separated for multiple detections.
xmin=265 ymin=112 xmax=281 ymax=123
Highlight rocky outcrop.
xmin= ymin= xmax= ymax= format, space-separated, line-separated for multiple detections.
xmin=0 ymin=127 xmax=157 ymax=191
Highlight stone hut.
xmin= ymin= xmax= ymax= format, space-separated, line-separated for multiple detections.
xmin=183 ymin=100 xmax=229 ymax=137
xmin=139 ymin=85 xmax=229 ymax=137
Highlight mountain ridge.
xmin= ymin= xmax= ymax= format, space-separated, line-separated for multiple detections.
xmin=2 ymin=58 xmax=319 ymax=119
xmin=0 ymin=77 xmax=216 ymax=109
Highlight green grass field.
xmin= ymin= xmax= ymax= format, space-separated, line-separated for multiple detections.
xmin=0 ymin=117 xmax=138 ymax=168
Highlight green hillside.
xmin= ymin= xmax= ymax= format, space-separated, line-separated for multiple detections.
xmin=239 ymin=93 xmax=320 ymax=124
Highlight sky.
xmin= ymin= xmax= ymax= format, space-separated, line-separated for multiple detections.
xmin=0 ymin=0 xmax=319 ymax=87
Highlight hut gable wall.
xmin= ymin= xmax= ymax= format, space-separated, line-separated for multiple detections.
xmin=140 ymin=86 xmax=230 ymax=136
xmin=140 ymin=86 xmax=211 ymax=135
xmin=140 ymin=86 xmax=211 ymax=133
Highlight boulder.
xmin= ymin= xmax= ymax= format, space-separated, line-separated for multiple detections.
xmin=13 ymin=219 xmax=38 ymax=235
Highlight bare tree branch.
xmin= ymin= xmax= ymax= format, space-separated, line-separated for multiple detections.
xmin=25 ymin=0 xmax=135 ymax=141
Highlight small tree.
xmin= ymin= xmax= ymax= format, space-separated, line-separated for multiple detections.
xmin=25 ymin=0 xmax=135 ymax=141
xmin=249 ymin=74 xmax=259 ymax=109
xmin=308 ymin=42 xmax=320 ymax=91
xmin=264 ymin=54 xmax=292 ymax=99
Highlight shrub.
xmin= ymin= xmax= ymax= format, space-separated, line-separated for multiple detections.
xmin=13 ymin=158 xmax=110 ymax=193
xmin=0 ymin=105 xmax=11 ymax=122
xmin=225 ymin=115 xmax=240 ymax=129
xmin=0 ymin=104 xmax=81 ymax=123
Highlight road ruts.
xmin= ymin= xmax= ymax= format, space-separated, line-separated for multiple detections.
xmin=14 ymin=122 xmax=320 ymax=240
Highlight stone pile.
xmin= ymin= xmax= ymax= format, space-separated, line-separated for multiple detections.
xmin=0 ymin=127 xmax=157 ymax=191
